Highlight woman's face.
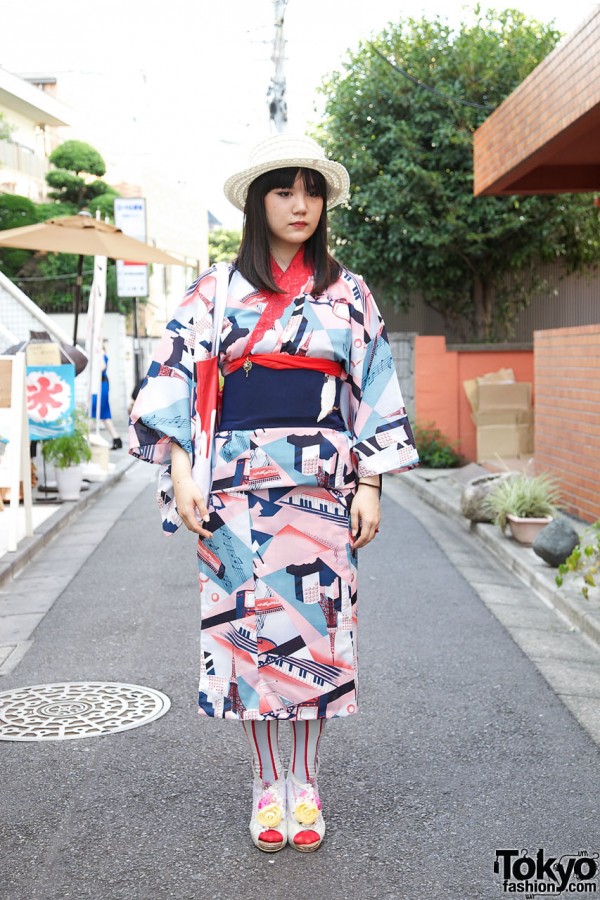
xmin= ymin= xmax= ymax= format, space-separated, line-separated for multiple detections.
xmin=264 ymin=173 xmax=324 ymax=258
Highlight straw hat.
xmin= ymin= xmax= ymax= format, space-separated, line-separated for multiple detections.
xmin=223 ymin=134 xmax=350 ymax=212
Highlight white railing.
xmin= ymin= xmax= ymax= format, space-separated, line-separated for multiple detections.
xmin=0 ymin=139 xmax=48 ymax=179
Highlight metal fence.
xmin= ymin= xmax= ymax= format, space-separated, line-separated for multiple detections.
xmin=378 ymin=261 xmax=600 ymax=343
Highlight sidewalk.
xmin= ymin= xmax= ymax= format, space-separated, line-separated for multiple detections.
xmin=399 ymin=466 xmax=600 ymax=651
xmin=0 ymin=447 xmax=136 ymax=590
xmin=0 ymin=453 xmax=154 ymax=676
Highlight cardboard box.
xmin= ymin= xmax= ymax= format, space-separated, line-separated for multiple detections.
xmin=463 ymin=369 xmax=534 ymax=462
xmin=475 ymin=382 xmax=531 ymax=416
xmin=476 ymin=423 xmax=533 ymax=461
xmin=463 ymin=368 xmax=516 ymax=411
xmin=474 ymin=408 xmax=533 ymax=428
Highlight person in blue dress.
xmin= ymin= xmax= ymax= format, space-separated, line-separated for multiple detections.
xmin=90 ymin=342 xmax=122 ymax=449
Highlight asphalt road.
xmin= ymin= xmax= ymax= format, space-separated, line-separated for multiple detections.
xmin=1 ymin=473 xmax=599 ymax=900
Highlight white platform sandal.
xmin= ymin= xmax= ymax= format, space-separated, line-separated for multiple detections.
xmin=286 ymin=772 xmax=326 ymax=852
xmin=249 ymin=777 xmax=287 ymax=852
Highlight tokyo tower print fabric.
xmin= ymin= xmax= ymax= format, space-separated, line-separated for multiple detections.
xmin=129 ymin=251 xmax=419 ymax=719
xmin=198 ymin=486 xmax=357 ymax=720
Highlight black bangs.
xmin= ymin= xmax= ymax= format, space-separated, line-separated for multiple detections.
xmin=254 ymin=167 xmax=328 ymax=200
xmin=299 ymin=168 xmax=328 ymax=199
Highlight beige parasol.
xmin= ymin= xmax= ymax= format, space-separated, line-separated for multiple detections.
xmin=0 ymin=215 xmax=185 ymax=263
xmin=0 ymin=214 xmax=186 ymax=342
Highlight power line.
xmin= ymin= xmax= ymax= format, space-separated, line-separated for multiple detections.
xmin=369 ymin=45 xmax=495 ymax=111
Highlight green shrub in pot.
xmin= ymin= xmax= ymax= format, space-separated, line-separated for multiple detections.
xmin=485 ymin=473 xmax=561 ymax=531
xmin=41 ymin=407 xmax=92 ymax=469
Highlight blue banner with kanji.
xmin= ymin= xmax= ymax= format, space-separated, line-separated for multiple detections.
xmin=26 ymin=364 xmax=76 ymax=441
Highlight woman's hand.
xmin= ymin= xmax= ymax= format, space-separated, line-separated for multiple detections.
xmin=350 ymin=482 xmax=381 ymax=550
xmin=171 ymin=443 xmax=213 ymax=538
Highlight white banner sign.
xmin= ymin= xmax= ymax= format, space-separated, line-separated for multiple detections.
xmin=114 ymin=197 xmax=149 ymax=298
xmin=85 ymin=254 xmax=108 ymax=425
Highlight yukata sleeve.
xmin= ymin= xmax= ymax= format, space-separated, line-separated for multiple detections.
xmin=128 ymin=274 xmax=215 ymax=534
xmin=128 ymin=299 xmax=197 ymax=465
xmin=346 ymin=276 xmax=419 ymax=478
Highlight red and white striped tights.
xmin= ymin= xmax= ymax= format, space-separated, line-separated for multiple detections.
xmin=242 ymin=719 xmax=325 ymax=786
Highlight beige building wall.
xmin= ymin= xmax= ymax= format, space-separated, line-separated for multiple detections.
xmin=0 ymin=69 xmax=71 ymax=201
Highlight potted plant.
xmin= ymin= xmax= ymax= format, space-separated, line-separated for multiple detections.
xmin=486 ymin=472 xmax=561 ymax=545
xmin=41 ymin=407 xmax=92 ymax=501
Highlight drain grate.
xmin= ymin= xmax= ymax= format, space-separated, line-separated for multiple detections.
xmin=0 ymin=682 xmax=171 ymax=741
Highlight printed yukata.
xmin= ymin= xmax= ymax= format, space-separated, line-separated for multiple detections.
xmin=129 ymin=251 xmax=419 ymax=721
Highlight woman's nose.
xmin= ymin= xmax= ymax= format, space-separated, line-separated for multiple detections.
xmin=292 ymin=191 xmax=308 ymax=213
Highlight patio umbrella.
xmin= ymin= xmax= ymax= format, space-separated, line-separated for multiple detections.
xmin=0 ymin=214 xmax=186 ymax=342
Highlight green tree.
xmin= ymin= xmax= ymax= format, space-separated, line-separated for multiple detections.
xmin=49 ymin=140 xmax=106 ymax=176
xmin=0 ymin=194 xmax=39 ymax=279
xmin=209 ymin=227 xmax=242 ymax=264
xmin=319 ymin=9 xmax=600 ymax=340
xmin=46 ymin=139 xmax=118 ymax=214
xmin=0 ymin=139 xmax=122 ymax=313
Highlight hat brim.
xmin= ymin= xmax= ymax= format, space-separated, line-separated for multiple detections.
xmin=223 ymin=157 xmax=350 ymax=212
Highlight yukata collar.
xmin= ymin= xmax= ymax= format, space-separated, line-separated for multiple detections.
xmin=269 ymin=247 xmax=314 ymax=300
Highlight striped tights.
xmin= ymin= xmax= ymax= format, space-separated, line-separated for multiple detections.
xmin=242 ymin=719 xmax=325 ymax=785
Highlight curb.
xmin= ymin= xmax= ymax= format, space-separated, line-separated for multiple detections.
xmin=0 ymin=455 xmax=136 ymax=590
xmin=399 ymin=470 xmax=600 ymax=651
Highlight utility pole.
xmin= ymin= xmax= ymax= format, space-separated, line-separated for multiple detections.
xmin=268 ymin=0 xmax=288 ymax=132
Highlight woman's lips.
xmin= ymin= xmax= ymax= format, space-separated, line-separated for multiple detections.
xmin=291 ymin=222 xmax=307 ymax=229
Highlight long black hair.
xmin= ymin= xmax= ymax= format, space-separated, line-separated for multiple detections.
xmin=235 ymin=167 xmax=341 ymax=295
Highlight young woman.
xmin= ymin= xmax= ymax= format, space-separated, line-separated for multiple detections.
xmin=129 ymin=134 xmax=418 ymax=853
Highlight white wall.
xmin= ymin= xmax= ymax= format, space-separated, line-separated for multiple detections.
xmin=50 ymin=312 xmax=130 ymax=425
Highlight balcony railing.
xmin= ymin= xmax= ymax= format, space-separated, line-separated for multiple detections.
xmin=0 ymin=140 xmax=48 ymax=179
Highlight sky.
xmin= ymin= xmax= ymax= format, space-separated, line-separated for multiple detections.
xmin=1 ymin=0 xmax=598 ymax=230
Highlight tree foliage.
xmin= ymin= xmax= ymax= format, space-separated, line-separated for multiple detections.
xmin=0 ymin=194 xmax=39 ymax=277
xmin=0 ymin=138 xmax=123 ymax=313
xmin=48 ymin=140 xmax=106 ymax=177
xmin=209 ymin=227 xmax=242 ymax=264
xmin=46 ymin=139 xmax=117 ymax=212
xmin=319 ymin=8 xmax=600 ymax=340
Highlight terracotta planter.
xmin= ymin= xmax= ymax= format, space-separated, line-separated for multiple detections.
xmin=507 ymin=513 xmax=553 ymax=546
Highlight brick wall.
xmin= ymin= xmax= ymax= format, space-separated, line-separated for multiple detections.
xmin=534 ymin=324 xmax=600 ymax=523
xmin=473 ymin=7 xmax=600 ymax=194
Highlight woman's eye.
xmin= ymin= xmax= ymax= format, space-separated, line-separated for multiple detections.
xmin=276 ymin=190 xmax=291 ymax=197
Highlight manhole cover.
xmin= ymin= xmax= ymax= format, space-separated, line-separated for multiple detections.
xmin=0 ymin=682 xmax=171 ymax=742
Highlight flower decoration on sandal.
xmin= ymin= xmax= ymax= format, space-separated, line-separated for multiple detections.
xmin=287 ymin=773 xmax=325 ymax=852
xmin=256 ymin=790 xmax=283 ymax=828
xmin=293 ymin=786 xmax=322 ymax=826
xmin=250 ymin=778 xmax=287 ymax=852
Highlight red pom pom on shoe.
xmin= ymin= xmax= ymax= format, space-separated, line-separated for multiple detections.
xmin=293 ymin=829 xmax=320 ymax=846
xmin=259 ymin=829 xmax=283 ymax=844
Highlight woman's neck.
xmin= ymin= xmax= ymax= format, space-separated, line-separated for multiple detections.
xmin=269 ymin=243 xmax=302 ymax=272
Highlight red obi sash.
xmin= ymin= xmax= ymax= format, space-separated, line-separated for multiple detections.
xmin=224 ymin=353 xmax=344 ymax=379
